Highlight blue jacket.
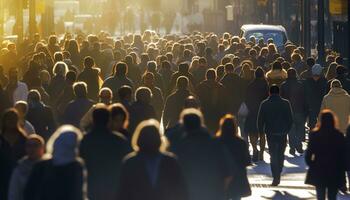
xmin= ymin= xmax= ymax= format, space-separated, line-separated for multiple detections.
xmin=257 ymin=95 xmax=293 ymax=135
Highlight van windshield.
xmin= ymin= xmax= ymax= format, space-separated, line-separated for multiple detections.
xmin=244 ymin=30 xmax=286 ymax=47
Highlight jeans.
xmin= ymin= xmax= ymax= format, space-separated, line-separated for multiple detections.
xmin=266 ymin=134 xmax=287 ymax=180
xmin=288 ymin=113 xmax=306 ymax=150
xmin=315 ymin=185 xmax=338 ymax=200
xmin=308 ymin=110 xmax=319 ymax=131
xmin=237 ymin=116 xmax=248 ymax=142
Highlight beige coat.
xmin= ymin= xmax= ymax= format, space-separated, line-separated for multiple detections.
xmin=321 ymin=87 xmax=350 ymax=133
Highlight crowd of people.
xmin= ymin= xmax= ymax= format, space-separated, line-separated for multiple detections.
xmin=0 ymin=30 xmax=349 ymax=200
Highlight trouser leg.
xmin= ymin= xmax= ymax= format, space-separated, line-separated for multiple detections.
xmin=295 ymin=113 xmax=306 ymax=150
xmin=327 ymin=186 xmax=338 ymax=200
xmin=315 ymin=186 xmax=326 ymax=200
xmin=267 ymin=135 xmax=286 ymax=180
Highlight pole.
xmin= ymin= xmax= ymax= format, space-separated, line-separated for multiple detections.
xmin=0 ymin=0 xmax=4 ymax=39
xmin=29 ymin=0 xmax=36 ymax=40
xmin=303 ymin=0 xmax=311 ymax=57
xmin=16 ymin=0 xmax=24 ymax=44
xmin=318 ymin=0 xmax=325 ymax=66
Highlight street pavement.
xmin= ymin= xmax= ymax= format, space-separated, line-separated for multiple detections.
xmin=244 ymin=148 xmax=350 ymax=200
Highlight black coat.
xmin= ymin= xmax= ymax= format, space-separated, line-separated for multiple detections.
xmin=163 ymin=89 xmax=191 ymax=129
xmin=24 ymin=159 xmax=86 ymax=200
xmin=80 ymin=128 xmax=131 ymax=200
xmin=281 ymin=78 xmax=307 ymax=115
xmin=220 ymin=73 xmax=244 ymax=114
xmin=63 ymin=98 xmax=94 ymax=128
xmin=244 ymin=79 xmax=269 ymax=133
xmin=303 ymin=77 xmax=327 ymax=114
xmin=27 ymin=103 xmax=56 ymax=141
xmin=118 ymin=152 xmax=188 ymax=200
xmin=217 ymin=136 xmax=251 ymax=198
xmin=129 ymin=101 xmax=157 ymax=134
xmin=78 ymin=68 xmax=100 ymax=101
xmin=305 ymin=130 xmax=347 ymax=188
xmin=173 ymin=128 xmax=230 ymax=200
xmin=0 ymin=136 xmax=13 ymax=200
xmin=257 ymin=95 xmax=293 ymax=135
xmin=102 ymin=75 xmax=134 ymax=101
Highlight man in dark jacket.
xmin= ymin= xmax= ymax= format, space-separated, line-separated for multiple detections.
xmin=163 ymin=76 xmax=192 ymax=129
xmin=27 ymin=90 xmax=56 ymax=141
xmin=281 ymin=68 xmax=307 ymax=155
xmin=80 ymin=105 xmax=130 ymax=200
xmin=258 ymin=85 xmax=293 ymax=186
xmin=128 ymin=87 xmax=157 ymax=134
xmin=220 ymin=63 xmax=243 ymax=115
xmin=77 ymin=56 xmax=100 ymax=101
xmin=173 ymin=108 xmax=231 ymax=200
xmin=63 ymin=82 xmax=94 ymax=128
xmin=102 ymin=62 xmax=134 ymax=102
xmin=303 ymin=64 xmax=327 ymax=130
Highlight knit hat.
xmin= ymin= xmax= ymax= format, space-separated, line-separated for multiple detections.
xmin=312 ymin=64 xmax=323 ymax=76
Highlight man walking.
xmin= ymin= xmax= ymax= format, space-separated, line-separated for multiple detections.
xmin=258 ymin=85 xmax=293 ymax=186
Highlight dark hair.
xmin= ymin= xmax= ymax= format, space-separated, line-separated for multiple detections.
xmin=92 ymin=105 xmax=110 ymax=128
xmin=216 ymin=114 xmax=238 ymax=137
xmin=255 ymin=67 xmax=265 ymax=79
xmin=110 ymin=103 xmax=129 ymax=122
xmin=178 ymin=63 xmax=189 ymax=73
xmin=73 ymin=82 xmax=88 ymax=98
xmin=224 ymin=63 xmax=234 ymax=72
xmin=135 ymin=87 xmax=152 ymax=103
xmin=84 ymin=56 xmax=95 ymax=68
xmin=306 ymin=57 xmax=316 ymax=68
xmin=28 ymin=90 xmax=41 ymax=102
xmin=118 ymin=85 xmax=132 ymax=100
xmin=113 ymin=62 xmax=128 ymax=76
xmin=269 ymin=84 xmax=280 ymax=95
xmin=287 ymin=68 xmax=297 ymax=79
xmin=206 ymin=69 xmax=216 ymax=80
xmin=314 ymin=109 xmax=338 ymax=132
xmin=183 ymin=113 xmax=202 ymax=131
xmin=176 ymin=76 xmax=189 ymax=90
xmin=272 ymin=61 xmax=282 ymax=70
xmin=336 ymin=65 xmax=346 ymax=75
xmin=132 ymin=120 xmax=164 ymax=153
xmin=66 ymin=70 xmax=77 ymax=82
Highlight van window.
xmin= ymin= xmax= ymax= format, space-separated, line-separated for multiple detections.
xmin=244 ymin=30 xmax=286 ymax=47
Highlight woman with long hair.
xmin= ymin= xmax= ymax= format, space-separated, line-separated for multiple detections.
xmin=305 ymin=110 xmax=347 ymax=200
xmin=216 ymin=114 xmax=251 ymax=200
xmin=118 ymin=119 xmax=188 ymax=200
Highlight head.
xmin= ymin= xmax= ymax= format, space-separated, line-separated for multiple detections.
xmin=178 ymin=63 xmax=189 ymax=74
xmin=14 ymin=101 xmax=28 ymax=119
xmin=336 ymin=65 xmax=346 ymax=76
xmin=147 ymin=61 xmax=157 ymax=72
xmin=99 ymin=87 xmax=113 ymax=105
xmin=26 ymin=134 xmax=45 ymax=161
xmin=135 ymin=87 xmax=152 ymax=104
xmin=39 ymin=70 xmax=51 ymax=84
xmin=66 ymin=70 xmax=77 ymax=84
xmin=27 ymin=90 xmax=41 ymax=105
xmin=180 ymin=108 xmax=204 ymax=131
xmin=287 ymin=68 xmax=297 ymax=79
xmin=176 ymin=76 xmax=189 ymax=90
xmin=1 ymin=108 xmax=20 ymax=132
xmin=9 ymin=67 xmax=18 ymax=83
xmin=84 ymin=56 xmax=95 ymax=69
xmin=118 ymin=85 xmax=132 ymax=102
xmin=314 ymin=109 xmax=338 ymax=132
xmin=184 ymin=96 xmax=200 ymax=109
xmin=132 ymin=119 xmax=167 ymax=154
xmin=109 ymin=103 xmax=129 ymax=131
xmin=272 ymin=61 xmax=283 ymax=71
xmin=269 ymin=84 xmax=280 ymax=96
xmin=306 ymin=57 xmax=316 ymax=69
xmin=46 ymin=125 xmax=83 ymax=165
xmin=330 ymin=79 xmax=342 ymax=89
xmin=255 ymin=67 xmax=265 ymax=79
xmin=92 ymin=104 xmax=110 ymax=129
xmin=142 ymin=72 xmax=155 ymax=87
xmin=224 ymin=63 xmax=234 ymax=74
xmin=206 ymin=69 xmax=216 ymax=81
xmin=114 ymin=62 xmax=128 ymax=76
xmin=53 ymin=62 xmax=69 ymax=76
xmin=216 ymin=114 xmax=238 ymax=138
xmin=73 ymin=82 xmax=88 ymax=98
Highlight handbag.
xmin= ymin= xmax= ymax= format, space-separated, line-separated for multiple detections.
xmin=238 ymin=102 xmax=249 ymax=117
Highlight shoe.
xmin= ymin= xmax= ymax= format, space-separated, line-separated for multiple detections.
xmin=271 ymin=178 xmax=280 ymax=186
xmin=252 ymin=151 xmax=259 ymax=162
xmin=289 ymin=148 xmax=296 ymax=156
xmin=296 ymin=148 xmax=304 ymax=154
